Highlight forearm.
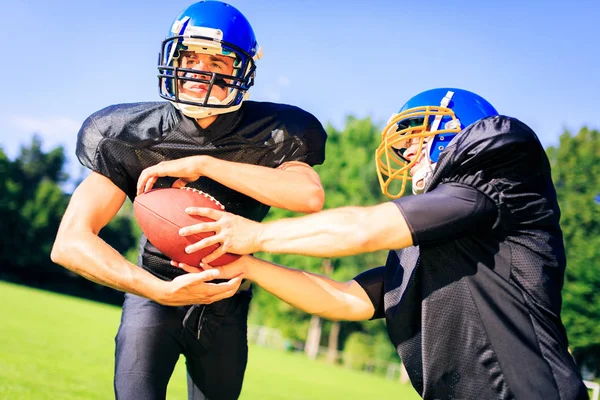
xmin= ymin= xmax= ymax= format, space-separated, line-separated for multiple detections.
xmin=51 ymin=230 xmax=164 ymax=301
xmin=256 ymin=203 xmax=412 ymax=257
xmin=199 ymin=156 xmax=323 ymax=213
xmin=244 ymin=256 xmax=373 ymax=321
xmin=51 ymin=172 xmax=171 ymax=303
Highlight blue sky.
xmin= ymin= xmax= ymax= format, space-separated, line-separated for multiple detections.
xmin=1 ymin=0 xmax=599 ymax=182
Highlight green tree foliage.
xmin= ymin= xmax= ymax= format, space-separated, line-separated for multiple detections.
xmin=0 ymin=136 xmax=70 ymax=275
xmin=547 ymin=127 xmax=600 ymax=373
xmin=99 ymin=199 xmax=143 ymax=264
xmin=0 ymin=150 xmax=22 ymax=262
xmin=316 ymin=116 xmax=390 ymax=282
xmin=251 ymin=116 xmax=395 ymax=360
xmin=0 ymin=136 xmax=139 ymax=303
xmin=343 ymin=332 xmax=372 ymax=370
xmin=19 ymin=180 xmax=69 ymax=267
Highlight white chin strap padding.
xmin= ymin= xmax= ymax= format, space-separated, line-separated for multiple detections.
xmin=430 ymin=90 xmax=454 ymax=132
xmin=412 ymin=91 xmax=454 ymax=195
xmin=173 ymin=91 xmax=250 ymax=119
xmin=176 ymin=103 xmax=218 ymax=119
xmin=412 ymin=162 xmax=436 ymax=195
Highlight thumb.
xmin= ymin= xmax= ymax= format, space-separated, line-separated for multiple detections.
xmin=195 ymin=268 xmax=222 ymax=281
xmin=174 ymin=268 xmax=221 ymax=284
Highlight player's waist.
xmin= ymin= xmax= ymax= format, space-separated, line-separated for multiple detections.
xmin=139 ymin=258 xmax=251 ymax=293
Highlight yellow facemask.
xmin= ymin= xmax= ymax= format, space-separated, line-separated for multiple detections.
xmin=375 ymin=105 xmax=461 ymax=199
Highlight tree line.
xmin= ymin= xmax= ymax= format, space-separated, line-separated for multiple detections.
xmin=0 ymin=120 xmax=598 ymax=377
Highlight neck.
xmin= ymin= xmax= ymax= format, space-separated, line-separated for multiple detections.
xmin=196 ymin=115 xmax=217 ymax=129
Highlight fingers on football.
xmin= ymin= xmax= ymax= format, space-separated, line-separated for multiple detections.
xmin=144 ymin=176 xmax=158 ymax=194
xmin=136 ymin=171 xmax=149 ymax=195
xmin=185 ymin=207 xmax=224 ymax=220
xmin=179 ymin=221 xmax=220 ymax=237
xmin=201 ymin=245 xmax=228 ymax=266
xmin=136 ymin=168 xmax=159 ymax=195
xmin=185 ymin=234 xmax=223 ymax=255
xmin=137 ymin=162 xmax=179 ymax=194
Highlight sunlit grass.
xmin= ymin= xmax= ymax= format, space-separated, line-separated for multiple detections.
xmin=0 ymin=281 xmax=419 ymax=399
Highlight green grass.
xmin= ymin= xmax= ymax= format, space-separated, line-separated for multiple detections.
xmin=0 ymin=281 xmax=419 ymax=399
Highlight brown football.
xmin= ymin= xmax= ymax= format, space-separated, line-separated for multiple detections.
xmin=133 ymin=187 xmax=240 ymax=267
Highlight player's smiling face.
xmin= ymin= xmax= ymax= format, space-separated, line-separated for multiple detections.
xmin=178 ymin=51 xmax=235 ymax=101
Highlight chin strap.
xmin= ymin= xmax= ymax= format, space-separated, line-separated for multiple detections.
xmin=412 ymin=90 xmax=455 ymax=195
xmin=174 ymin=101 xmax=238 ymax=119
xmin=172 ymin=90 xmax=250 ymax=119
xmin=430 ymin=91 xmax=454 ymax=131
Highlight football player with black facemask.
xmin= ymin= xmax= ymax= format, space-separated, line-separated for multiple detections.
xmin=178 ymin=88 xmax=589 ymax=399
xmin=51 ymin=2 xmax=327 ymax=399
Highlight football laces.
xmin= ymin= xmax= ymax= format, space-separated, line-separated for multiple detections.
xmin=180 ymin=187 xmax=225 ymax=210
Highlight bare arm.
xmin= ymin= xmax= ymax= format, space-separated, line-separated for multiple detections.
xmin=245 ymin=257 xmax=374 ymax=320
xmin=180 ymin=202 xmax=413 ymax=264
xmin=257 ymin=203 xmax=412 ymax=257
xmin=176 ymin=255 xmax=375 ymax=321
xmin=137 ymin=156 xmax=324 ymax=213
xmin=51 ymin=172 xmax=243 ymax=306
xmin=201 ymin=158 xmax=324 ymax=213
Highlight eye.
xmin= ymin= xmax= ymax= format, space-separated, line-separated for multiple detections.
xmin=391 ymin=146 xmax=409 ymax=162
xmin=184 ymin=58 xmax=197 ymax=66
xmin=397 ymin=117 xmax=425 ymax=131
xmin=396 ymin=122 xmax=408 ymax=132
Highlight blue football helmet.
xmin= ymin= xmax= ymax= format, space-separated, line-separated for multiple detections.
xmin=158 ymin=1 xmax=262 ymax=118
xmin=376 ymin=88 xmax=499 ymax=198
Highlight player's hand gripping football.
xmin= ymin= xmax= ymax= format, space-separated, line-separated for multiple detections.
xmin=178 ymin=207 xmax=263 ymax=265
xmin=137 ymin=155 xmax=207 ymax=195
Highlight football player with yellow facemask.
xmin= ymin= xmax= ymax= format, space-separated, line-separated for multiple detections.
xmin=174 ymin=88 xmax=589 ymax=399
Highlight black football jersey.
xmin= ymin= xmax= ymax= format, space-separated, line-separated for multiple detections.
xmin=77 ymin=101 xmax=327 ymax=280
xmin=355 ymin=116 xmax=588 ymax=399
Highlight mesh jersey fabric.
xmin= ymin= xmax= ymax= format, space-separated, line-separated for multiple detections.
xmin=355 ymin=116 xmax=588 ymax=399
xmin=77 ymin=101 xmax=327 ymax=280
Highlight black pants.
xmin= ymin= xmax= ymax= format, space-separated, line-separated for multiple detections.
xmin=114 ymin=290 xmax=251 ymax=400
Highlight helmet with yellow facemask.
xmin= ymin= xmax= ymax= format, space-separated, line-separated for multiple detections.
xmin=376 ymin=88 xmax=499 ymax=198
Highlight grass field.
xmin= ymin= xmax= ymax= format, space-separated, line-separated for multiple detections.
xmin=0 ymin=281 xmax=420 ymax=399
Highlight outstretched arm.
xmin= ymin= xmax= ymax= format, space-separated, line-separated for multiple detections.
xmin=51 ymin=172 xmax=243 ymax=306
xmin=180 ymin=202 xmax=413 ymax=264
xmin=180 ymin=181 xmax=498 ymax=264
xmin=176 ymin=255 xmax=375 ymax=321
xmin=137 ymin=156 xmax=324 ymax=213
xmin=256 ymin=203 xmax=412 ymax=257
